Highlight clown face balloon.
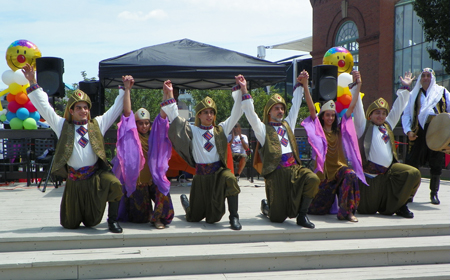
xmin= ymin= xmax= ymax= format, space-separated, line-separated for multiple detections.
xmin=323 ymin=46 xmax=354 ymax=74
xmin=5 ymin=40 xmax=42 ymax=71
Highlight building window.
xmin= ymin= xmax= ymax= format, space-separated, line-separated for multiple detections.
xmin=394 ymin=1 xmax=450 ymax=90
xmin=335 ymin=21 xmax=359 ymax=69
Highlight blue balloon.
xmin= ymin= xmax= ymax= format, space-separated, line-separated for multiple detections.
xmin=6 ymin=111 xmax=16 ymax=121
xmin=340 ymin=108 xmax=348 ymax=118
xmin=16 ymin=107 xmax=30 ymax=120
xmin=29 ymin=111 xmax=40 ymax=122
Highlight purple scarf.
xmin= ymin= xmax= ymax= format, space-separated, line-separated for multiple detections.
xmin=302 ymin=115 xmax=367 ymax=185
xmin=340 ymin=114 xmax=367 ymax=185
xmin=148 ymin=114 xmax=172 ymax=196
xmin=112 ymin=113 xmax=145 ymax=197
xmin=301 ymin=116 xmax=327 ymax=173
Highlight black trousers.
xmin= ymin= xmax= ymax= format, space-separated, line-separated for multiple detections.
xmin=406 ymin=124 xmax=444 ymax=176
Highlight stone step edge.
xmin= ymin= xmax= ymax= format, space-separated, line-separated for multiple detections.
xmin=120 ymin=264 xmax=450 ymax=280
xmin=1 ymin=235 xmax=449 ymax=269
xmin=1 ymin=222 xmax=448 ymax=244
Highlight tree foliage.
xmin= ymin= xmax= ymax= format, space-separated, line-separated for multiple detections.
xmin=189 ymin=86 xmax=308 ymax=128
xmin=414 ymin=0 xmax=450 ymax=74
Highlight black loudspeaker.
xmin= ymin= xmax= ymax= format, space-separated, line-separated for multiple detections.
xmin=36 ymin=57 xmax=65 ymax=97
xmin=79 ymin=81 xmax=101 ymax=117
xmin=312 ymin=65 xmax=338 ymax=103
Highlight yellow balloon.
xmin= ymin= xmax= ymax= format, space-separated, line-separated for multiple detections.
xmin=337 ymin=86 xmax=344 ymax=97
xmin=315 ymin=102 xmax=321 ymax=114
xmin=343 ymin=86 xmax=351 ymax=96
xmin=361 ymin=92 xmax=365 ymax=99
xmin=8 ymin=83 xmax=23 ymax=95
xmin=5 ymin=40 xmax=42 ymax=71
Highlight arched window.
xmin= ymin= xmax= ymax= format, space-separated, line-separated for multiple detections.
xmin=335 ymin=21 xmax=359 ymax=69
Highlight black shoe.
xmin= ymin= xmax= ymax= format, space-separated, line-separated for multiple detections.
xmin=108 ymin=219 xmax=123 ymax=233
xmin=229 ymin=216 xmax=242 ymax=230
xmin=395 ymin=205 xmax=414 ymax=218
xmin=180 ymin=194 xmax=189 ymax=212
xmin=431 ymin=192 xmax=440 ymax=205
xmin=260 ymin=199 xmax=269 ymax=217
xmin=296 ymin=213 xmax=315 ymax=228
xmin=407 ymin=197 xmax=413 ymax=203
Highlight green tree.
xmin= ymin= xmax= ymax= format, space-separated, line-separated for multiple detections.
xmin=414 ymin=0 xmax=450 ymax=73
xmin=189 ymin=86 xmax=308 ymax=128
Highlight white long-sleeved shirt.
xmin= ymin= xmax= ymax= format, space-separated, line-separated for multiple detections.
xmin=162 ymin=89 xmax=243 ymax=164
xmin=242 ymin=86 xmax=304 ymax=153
xmin=402 ymin=86 xmax=450 ymax=134
xmin=353 ymin=89 xmax=409 ymax=169
xmin=28 ymin=87 xmax=124 ymax=169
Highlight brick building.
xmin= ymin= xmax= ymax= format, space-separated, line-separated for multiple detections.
xmin=309 ymin=0 xmax=449 ymax=108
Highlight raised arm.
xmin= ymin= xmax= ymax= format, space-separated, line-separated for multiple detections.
xmin=345 ymin=70 xmax=362 ymax=118
xmin=219 ymin=75 xmax=245 ymax=135
xmin=122 ymin=75 xmax=134 ymax=117
xmin=160 ymin=80 xmax=173 ymax=119
xmin=300 ymin=70 xmax=316 ymax=119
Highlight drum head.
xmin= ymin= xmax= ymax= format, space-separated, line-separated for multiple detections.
xmin=426 ymin=113 xmax=450 ymax=151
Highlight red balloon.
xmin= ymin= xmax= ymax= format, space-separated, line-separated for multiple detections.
xmin=7 ymin=100 xmax=21 ymax=113
xmin=335 ymin=101 xmax=344 ymax=113
xmin=24 ymin=100 xmax=37 ymax=113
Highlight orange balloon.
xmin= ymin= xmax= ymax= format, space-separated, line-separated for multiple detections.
xmin=15 ymin=92 xmax=29 ymax=105
xmin=338 ymin=93 xmax=352 ymax=106
xmin=6 ymin=93 xmax=16 ymax=102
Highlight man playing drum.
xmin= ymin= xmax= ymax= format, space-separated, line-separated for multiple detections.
xmin=401 ymin=68 xmax=450 ymax=205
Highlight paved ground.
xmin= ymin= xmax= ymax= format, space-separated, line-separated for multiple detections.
xmin=0 ymin=175 xmax=448 ymax=239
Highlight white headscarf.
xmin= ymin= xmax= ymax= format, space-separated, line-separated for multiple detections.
xmin=409 ymin=68 xmax=445 ymax=128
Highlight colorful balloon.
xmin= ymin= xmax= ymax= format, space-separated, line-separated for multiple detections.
xmin=13 ymin=69 xmax=29 ymax=85
xmin=23 ymin=118 xmax=37 ymax=130
xmin=338 ymin=93 xmax=352 ymax=106
xmin=6 ymin=93 xmax=15 ymax=102
xmin=340 ymin=108 xmax=348 ymax=118
xmin=322 ymin=46 xmax=354 ymax=74
xmin=16 ymin=107 xmax=30 ymax=120
xmin=1 ymin=70 xmax=15 ymax=85
xmin=7 ymin=100 xmax=20 ymax=113
xmin=0 ymin=114 xmax=6 ymax=122
xmin=5 ymin=40 xmax=42 ymax=71
xmin=337 ymin=86 xmax=344 ymax=98
xmin=335 ymin=101 xmax=344 ymax=113
xmin=15 ymin=92 xmax=29 ymax=105
xmin=6 ymin=111 xmax=16 ymax=121
xmin=9 ymin=117 xmax=23 ymax=129
xmin=23 ymin=100 xmax=37 ymax=113
xmin=338 ymin=73 xmax=353 ymax=88
xmin=29 ymin=111 xmax=40 ymax=122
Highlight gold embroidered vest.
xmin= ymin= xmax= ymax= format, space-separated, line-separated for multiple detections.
xmin=52 ymin=119 xmax=108 ymax=178
xmin=259 ymin=121 xmax=301 ymax=176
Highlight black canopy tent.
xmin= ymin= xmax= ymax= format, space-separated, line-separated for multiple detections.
xmin=98 ymin=38 xmax=287 ymax=90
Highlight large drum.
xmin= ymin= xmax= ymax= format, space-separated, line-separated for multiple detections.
xmin=426 ymin=113 xmax=450 ymax=152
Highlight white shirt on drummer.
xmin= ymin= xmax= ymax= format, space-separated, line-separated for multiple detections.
xmin=162 ymin=89 xmax=243 ymax=164
xmin=242 ymin=86 xmax=304 ymax=154
xmin=354 ymin=89 xmax=409 ymax=169
xmin=28 ymin=87 xmax=124 ymax=169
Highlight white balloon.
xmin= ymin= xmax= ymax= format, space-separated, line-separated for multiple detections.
xmin=337 ymin=73 xmax=353 ymax=88
xmin=1 ymin=70 xmax=15 ymax=85
xmin=14 ymin=69 xmax=29 ymax=85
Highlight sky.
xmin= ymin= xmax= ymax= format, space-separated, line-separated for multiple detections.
xmin=0 ymin=0 xmax=312 ymax=88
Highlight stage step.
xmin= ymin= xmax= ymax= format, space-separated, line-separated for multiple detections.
xmin=1 ymin=222 xmax=449 ymax=253
xmin=0 ymin=235 xmax=449 ymax=279
xmin=110 ymin=264 xmax=450 ymax=280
